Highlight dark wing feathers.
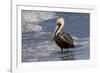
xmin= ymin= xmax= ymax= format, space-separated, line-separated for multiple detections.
xmin=61 ymin=32 xmax=73 ymax=45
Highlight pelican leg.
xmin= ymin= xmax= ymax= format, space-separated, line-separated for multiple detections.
xmin=61 ymin=48 xmax=63 ymax=53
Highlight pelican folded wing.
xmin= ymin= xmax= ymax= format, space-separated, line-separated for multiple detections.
xmin=62 ymin=32 xmax=74 ymax=46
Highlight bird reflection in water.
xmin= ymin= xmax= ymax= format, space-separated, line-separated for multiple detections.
xmin=60 ymin=50 xmax=76 ymax=60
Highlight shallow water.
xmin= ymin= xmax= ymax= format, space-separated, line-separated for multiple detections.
xmin=22 ymin=32 xmax=90 ymax=62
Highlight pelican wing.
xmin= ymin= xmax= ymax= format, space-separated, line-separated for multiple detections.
xmin=61 ymin=32 xmax=73 ymax=45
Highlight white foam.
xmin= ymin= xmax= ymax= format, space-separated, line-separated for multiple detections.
xmin=22 ymin=10 xmax=57 ymax=32
xmin=22 ymin=11 xmax=56 ymax=22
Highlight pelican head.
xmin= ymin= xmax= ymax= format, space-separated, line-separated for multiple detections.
xmin=52 ymin=17 xmax=64 ymax=40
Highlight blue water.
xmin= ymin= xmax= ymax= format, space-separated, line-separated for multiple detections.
xmin=22 ymin=11 xmax=90 ymax=62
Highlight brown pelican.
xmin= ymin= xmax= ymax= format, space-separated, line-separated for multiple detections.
xmin=52 ymin=17 xmax=75 ymax=52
